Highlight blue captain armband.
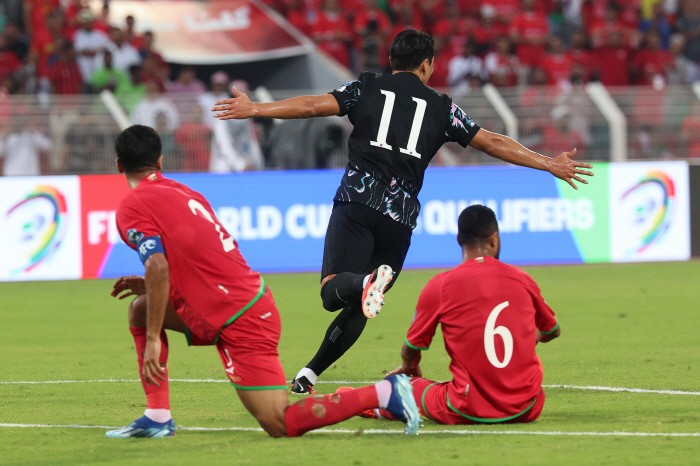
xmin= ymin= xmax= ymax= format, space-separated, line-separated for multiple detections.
xmin=137 ymin=236 xmax=166 ymax=264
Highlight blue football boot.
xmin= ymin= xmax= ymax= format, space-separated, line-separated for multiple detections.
xmin=384 ymin=374 xmax=422 ymax=435
xmin=105 ymin=416 xmax=175 ymax=438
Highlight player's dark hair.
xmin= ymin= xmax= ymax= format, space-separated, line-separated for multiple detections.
xmin=390 ymin=29 xmax=434 ymax=72
xmin=115 ymin=125 xmax=162 ymax=173
xmin=457 ymin=205 xmax=499 ymax=247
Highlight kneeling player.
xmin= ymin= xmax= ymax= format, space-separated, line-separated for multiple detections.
xmin=105 ymin=125 xmax=420 ymax=438
xmin=356 ymin=205 xmax=560 ymax=425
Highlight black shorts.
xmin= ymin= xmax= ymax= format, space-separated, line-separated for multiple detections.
xmin=321 ymin=202 xmax=412 ymax=287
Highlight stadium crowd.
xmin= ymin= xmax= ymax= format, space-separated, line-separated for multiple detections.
xmin=271 ymin=0 xmax=700 ymax=89
xmin=1 ymin=0 xmax=700 ymax=176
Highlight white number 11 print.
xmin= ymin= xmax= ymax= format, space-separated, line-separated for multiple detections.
xmin=369 ymin=90 xmax=427 ymax=159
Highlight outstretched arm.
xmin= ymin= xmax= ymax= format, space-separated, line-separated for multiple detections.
xmin=211 ymin=86 xmax=341 ymax=120
xmin=469 ymin=129 xmax=594 ymax=190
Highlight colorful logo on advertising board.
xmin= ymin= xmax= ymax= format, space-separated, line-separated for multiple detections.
xmin=620 ymin=171 xmax=675 ymax=255
xmin=5 ymin=185 xmax=68 ymax=274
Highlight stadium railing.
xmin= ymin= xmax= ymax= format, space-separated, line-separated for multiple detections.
xmin=1 ymin=85 xmax=698 ymax=177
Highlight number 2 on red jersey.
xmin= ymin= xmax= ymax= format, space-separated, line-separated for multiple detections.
xmin=188 ymin=199 xmax=235 ymax=252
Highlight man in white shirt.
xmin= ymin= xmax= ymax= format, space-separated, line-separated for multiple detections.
xmin=448 ymin=41 xmax=487 ymax=95
xmin=72 ymin=9 xmax=112 ymax=84
xmin=108 ymin=27 xmax=141 ymax=74
xmin=0 ymin=123 xmax=52 ymax=176
xmin=200 ymin=76 xmax=264 ymax=172
xmin=131 ymin=81 xmax=181 ymax=132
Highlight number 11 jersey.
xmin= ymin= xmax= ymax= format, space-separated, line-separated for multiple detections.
xmin=330 ymin=71 xmax=481 ymax=229
xmin=116 ymin=172 xmax=262 ymax=343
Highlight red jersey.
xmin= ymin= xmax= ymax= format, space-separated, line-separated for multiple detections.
xmin=311 ymin=11 xmax=352 ymax=68
xmin=48 ymin=61 xmax=83 ymax=95
xmin=175 ymin=122 xmax=212 ymax=172
xmin=594 ymin=46 xmax=631 ymax=86
xmin=406 ymin=256 xmax=558 ymax=420
xmin=509 ymin=12 xmax=549 ymax=67
xmin=116 ymin=173 xmax=262 ymax=343
xmin=0 ymin=50 xmax=21 ymax=80
xmin=632 ymin=49 xmax=673 ymax=85
xmin=540 ymin=53 xmax=574 ymax=85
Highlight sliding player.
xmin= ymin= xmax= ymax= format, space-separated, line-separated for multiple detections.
xmin=211 ymin=29 xmax=587 ymax=394
xmin=356 ymin=205 xmax=560 ymax=424
xmin=105 ymin=125 xmax=420 ymax=438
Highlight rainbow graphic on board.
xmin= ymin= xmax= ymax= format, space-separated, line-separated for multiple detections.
xmin=621 ymin=170 xmax=675 ymax=254
xmin=6 ymin=185 xmax=68 ymax=274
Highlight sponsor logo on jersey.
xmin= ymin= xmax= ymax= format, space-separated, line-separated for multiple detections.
xmin=127 ymin=229 xmax=144 ymax=246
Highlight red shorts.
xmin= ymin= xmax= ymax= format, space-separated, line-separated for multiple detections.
xmin=183 ymin=289 xmax=287 ymax=390
xmin=410 ymin=377 xmax=545 ymax=425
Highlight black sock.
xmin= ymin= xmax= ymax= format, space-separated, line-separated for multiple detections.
xmin=320 ymin=272 xmax=366 ymax=311
xmin=306 ymin=301 xmax=367 ymax=376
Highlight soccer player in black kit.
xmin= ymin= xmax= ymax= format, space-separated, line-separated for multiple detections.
xmin=211 ymin=30 xmax=593 ymax=394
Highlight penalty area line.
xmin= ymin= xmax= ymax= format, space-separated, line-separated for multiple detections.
xmin=1 ymin=379 xmax=700 ymax=396
xmin=0 ymin=423 xmax=698 ymax=437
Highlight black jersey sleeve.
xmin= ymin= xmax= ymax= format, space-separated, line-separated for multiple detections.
xmin=329 ymin=79 xmax=363 ymax=116
xmin=444 ymin=100 xmax=481 ymax=147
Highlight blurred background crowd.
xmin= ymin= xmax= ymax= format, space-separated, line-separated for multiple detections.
xmin=1 ymin=0 xmax=700 ymax=177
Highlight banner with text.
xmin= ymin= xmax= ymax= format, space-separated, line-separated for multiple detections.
xmin=0 ymin=162 xmax=690 ymax=281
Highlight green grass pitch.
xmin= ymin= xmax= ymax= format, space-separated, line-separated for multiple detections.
xmin=2 ymin=262 xmax=700 ymax=465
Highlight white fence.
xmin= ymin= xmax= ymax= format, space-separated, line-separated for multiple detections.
xmin=0 ymin=85 xmax=698 ymax=176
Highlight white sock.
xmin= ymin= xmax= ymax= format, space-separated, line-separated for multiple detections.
xmin=144 ymin=409 xmax=172 ymax=423
xmin=362 ymin=274 xmax=371 ymax=288
xmin=295 ymin=367 xmax=318 ymax=385
xmin=374 ymin=380 xmax=392 ymax=409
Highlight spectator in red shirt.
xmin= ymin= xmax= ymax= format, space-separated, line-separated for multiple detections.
xmin=49 ymin=41 xmax=83 ymax=95
xmin=484 ymin=36 xmax=519 ymax=87
xmin=568 ymin=29 xmax=594 ymax=81
xmin=139 ymin=31 xmax=170 ymax=78
xmin=175 ymin=104 xmax=213 ymax=172
xmin=483 ymin=0 xmax=521 ymax=26
xmin=125 ymin=15 xmax=145 ymax=50
xmin=593 ymin=29 xmax=632 ymax=86
xmin=472 ymin=4 xmax=509 ymax=54
xmin=0 ymin=34 xmax=22 ymax=80
xmin=589 ymin=2 xmax=640 ymax=49
xmin=431 ymin=2 xmax=476 ymax=57
xmin=540 ymin=35 xmax=574 ymax=86
xmin=389 ymin=0 xmax=425 ymax=41
xmin=353 ymin=0 xmax=392 ymax=48
xmin=286 ymin=0 xmax=313 ymax=35
xmin=23 ymin=0 xmax=59 ymax=37
xmin=29 ymin=10 xmax=66 ymax=82
xmin=64 ymin=0 xmax=84 ymax=39
xmin=311 ymin=0 xmax=353 ymax=69
xmin=428 ymin=37 xmax=451 ymax=89
xmin=509 ymin=0 xmax=549 ymax=69
xmin=632 ymin=30 xmax=674 ymax=86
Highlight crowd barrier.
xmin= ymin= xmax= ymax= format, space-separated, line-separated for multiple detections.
xmin=0 ymin=161 xmax=691 ymax=282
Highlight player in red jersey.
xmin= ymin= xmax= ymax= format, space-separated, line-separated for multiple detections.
xmin=353 ymin=205 xmax=560 ymax=424
xmin=105 ymin=125 xmax=421 ymax=438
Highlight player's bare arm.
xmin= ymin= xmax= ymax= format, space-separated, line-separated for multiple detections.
xmin=142 ymin=252 xmax=169 ymax=387
xmin=211 ymin=87 xmax=341 ymax=120
xmin=387 ymin=343 xmax=423 ymax=378
xmin=469 ymin=129 xmax=594 ymax=190
xmin=537 ymin=325 xmax=562 ymax=344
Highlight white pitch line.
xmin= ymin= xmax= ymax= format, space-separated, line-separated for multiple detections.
xmin=0 ymin=423 xmax=698 ymax=437
xmin=1 ymin=379 xmax=699 ymax=396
